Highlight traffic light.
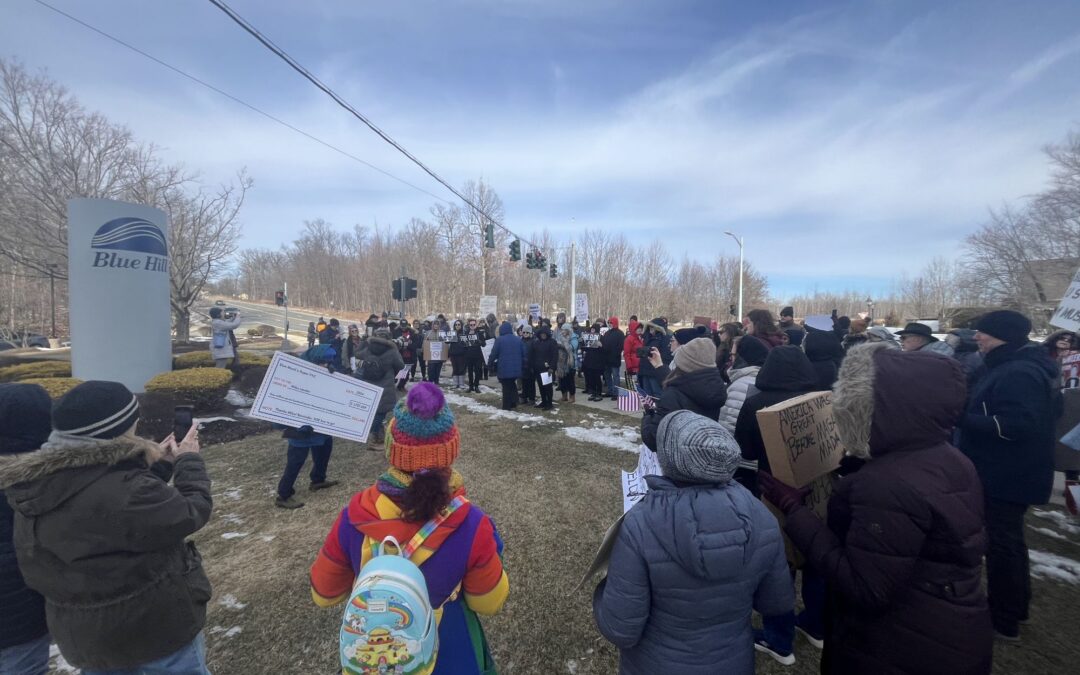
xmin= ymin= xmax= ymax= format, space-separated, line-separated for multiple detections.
xmin=392 ymin=279 xmax=402 ymax=301
xmin=729 ymin=304 xmax=737 ymax=316
xmin=484 ymin=222 xmax=495 ymax=249
xmin=533 ymin=250 xmax=547 ymax=272
xmin=404 ymin=277 xmax=417 ymax=299
xmin=509 ymin=239 xmax=521 ymax=261
xmin=525 ymin=250 xmax=535 ymax=269
xmin=550 ymin=264 xmax=558 ymax=278
xmin=275 ymin=290 xmax=285 ymax=306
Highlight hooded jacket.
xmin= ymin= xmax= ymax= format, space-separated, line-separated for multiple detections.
xmin=623 ymin=320 xmax=643 ymax=374
xmin=592 ymin=476 xmax=792 ymax=674
xmin=734 ymin=346 xmax=818 ymax=477
xmin=487 ymin=321 xmax=526 ymax=380
xmin=528 ymin=326 xmax=558 ymax=374
xmin=804 ymin=328 xmax=846 ymax=391
xmin=357 ymin=336 xmax=406 ymax=414
xmin=581 ymin=330 xmax=605 ymax=371
xmin=958 ymin=343 xmax=1061 ymax=504
xmin=784 ymin=344 xmax=992 ymax=675
xmin=0 ymin=436 xmax=212 ymax=671
xmin=717 ymin=366 xmax=761 ymax=433
xmin=600 ymin=318 xmax=626 ymax=368
xmin=638 ymin=318 xmax=673 ymax=381
xmin=641 ymin=369 xmax=728 ymax=452
xmin=209 ymin=314 xmax=242 ymax=360
xmin=556 ymin=325 xmax=579 ymax=378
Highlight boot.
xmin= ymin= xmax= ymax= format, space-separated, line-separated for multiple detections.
xmin=569 ymin=394 xmax=576 ymax=403
xmin=560 ymin=393 xmax=569 ymax=402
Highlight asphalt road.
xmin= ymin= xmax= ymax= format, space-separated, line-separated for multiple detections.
xmin=197 ymin=298 xmax=368 ymax=337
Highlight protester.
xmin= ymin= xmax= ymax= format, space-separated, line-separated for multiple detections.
xmin=600 ymin=316 xmax=626 ymax=399
xmin=425 ymin=319 xmax=446 ymax=385
xmin=307 ymin=321 xmax=317 ymax=348
xmin=957 ymin=310 xmax=1060 ymax=641
xmin=782 ymin=327 xmax=805 ymax=347
xmin=778 ymin=306 xmax=798 ymax=331
xmin=529 ymin=325 xmax=558 ymax=410
xmin=343 ymin=324 xmax=362 ymax=373
xmin=448 ymin=319 xmax=468 ymax=390
xmin=556 ymin=323 xmax=579 ymax=403
xmin=208 ymin=306 xmax=242 ymax=368
xmin=718 ymin=335 xmax=769 ymax=433
xmin=1045 ymin=328 xmax=1080 ymax=491
xmin=488 ymin=321 xmax=526 ymax=411
xmin=946 ymin=328 xmax=984 ymax=387
xmin=866 ymin=325 xmax=900 ymax=349
xmin=622 ymin=319 xmax=643 ymax=387
xmin=276 ymin=347 xmax=339 ymax=508
xmin=896 ymin=322 xmax=955 ymax=357
xmin=1042 ymin=329 xmax=1078 ymax=384
xmin=803 ymin=325 xmax=846 ymax=391
xmin=0 ymin=381 xmax=213 ymax=673
xmin=638 ymin=318 xmax=673 ymax=398
xmin=832 ymin=315 xmax=851 ymax=343
xmin=714 ymin=321 xmax=743 ymax=376
xmin=760 ymin=343 xmax=993 ymax=674
xmin=398 ymin=323 xmax=421 ymax=390
xmin=357 ymin=327 xmax=406 ymax=448
xmin=463 ymin=317 xmax=487 ymax=393
xmin=745 ymin=309 xmax=785 ymax=351
xmin=641 ymin=338 xmax=727 ymax=452
xmin=672 ymin=325 xmax=707 ymax=352
xmin=841 ymin=318 xmax=868 ymax=352
xmin=582 ymin=323 xmax=606 ymax=401
xmin=593 ymin=410 xmax=793 ymax=675
xmin=310 ymin=383 xmax=509 ymax=673
xmin=0 ymin=383 xmax=51 ymax=675
xmin=520 ymin=324 xmax=537 ymax=405
xmin=483 ymin=313 xmax=499 ymax=379
xmin=320 ymin=318 xmax=344 ymax=369
xmin=364 ymin=313 xmax=380 ymax=337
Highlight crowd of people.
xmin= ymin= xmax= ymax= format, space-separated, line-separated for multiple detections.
xmin=0 ymin=302 xmax=1076 ymax=674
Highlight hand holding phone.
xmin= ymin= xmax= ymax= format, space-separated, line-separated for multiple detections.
xmin=175 ymin=423 xmax=200 ymax=456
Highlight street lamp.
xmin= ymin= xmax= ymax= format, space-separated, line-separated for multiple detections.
xmin=866 ymin=297 xmax=874 ymax=322
xmin=724 ymin=231 xmax=744 ymax=320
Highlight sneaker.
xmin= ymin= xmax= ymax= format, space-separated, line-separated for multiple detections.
xmin=753 ymin=632 xmax=795 ymax=666
xmin=795 ymin=623 xmax=824 ymax=650
xmin=994 ymin=630 xmax=1021 ymax=644
xmin=275 ymin=496 xmax=305 ymax=509
xmin=309 ymin=480 xmax=339 ymax=492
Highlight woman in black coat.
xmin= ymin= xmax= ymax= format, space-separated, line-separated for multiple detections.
xmin=761 ymin=344 xmax=992 ymax=675
xmin=581 ymin=323 xmax=606 ymax=401
xmin=803 ymin=327 xmax=846 ymax=391
xmin=448 ymin=319 xmax=468 ymax=390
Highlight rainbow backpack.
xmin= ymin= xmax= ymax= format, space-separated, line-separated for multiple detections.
xmin=340 ymin=497 xmax=466 ymax=675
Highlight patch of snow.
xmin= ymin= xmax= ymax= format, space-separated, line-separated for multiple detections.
xmin=220 ymin=513 xmax=245 ymax=525
xmin=235 ymin=407 xmax=252 ymax=417
xmin=535 ymin=475 xmax=543 ymax=480
xmin=209 ymin=625 xmax=244 ymax=638
xmin=50 ymin=645 xmax=80 ymax=673
xmin=566 ymin=659 xmax=578 ymax=674
xmin=477 ymin=384 xmax=497 ymax=394
xmin=260 ymin=534 xmax=276 ymax=542
xmin=225 ymin=389 xmax=254 ymax=406
xmin=1029 ymin=549 xmax=1080 ymax=584
xmin=221 ymin=532 xmax=250 ymax=540
xmin=1032 ymin=509 xmax=1080 ymax=535
xmin=219 ymin=593 xmax=248 ymax=610
xmin=444 ymin=393 xmax=546 ymax=424
xmin=196 ymin=416 xmax=235 ymax=429
xmin=562 ymin=424 xmax=640 ymax=453
xmin=221 ymin=487 xmax=242 ymax=501
xmin=1029 ymin=526 xmax=1069 ymax=542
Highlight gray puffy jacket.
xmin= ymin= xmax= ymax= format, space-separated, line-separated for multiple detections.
xmin=593 ymin=476 xmax=793 ymax=674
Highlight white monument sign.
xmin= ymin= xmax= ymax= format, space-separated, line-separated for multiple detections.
xmin=68 ymin=199 xmax=171 ymax=392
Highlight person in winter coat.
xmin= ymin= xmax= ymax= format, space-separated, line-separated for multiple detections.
xmin=208 ymin=306 xmax=242 ymax=367
xmin=398 ymin=325 xmax=420 ymax=390
xmin=483 ymin=313 xmax=499 ymax=379
xmin=0 ymin=383 xmax=51 ymax=675
xmin=276 ymin=346 xmax=341 ymax=509
xmin=581 ymin=323 xmax=607 ymax=401
xmin=556 ymin=323 xmax=579 ymax=403
xmin=529 ymin=325 xmax=559 ymax=410
xmin=425 ymin=319 xmax=447 ymax=385
xmin=593 ymin=410 xmax=793 ymax=675
xmin=623 ymin=319 xmax=643 ymax=384
xmin=448 ymin=319 xmax=469 ymax=390
xmin=357 ymin=327 xmax=406 ymax=447
xmin=343 ymin=324 xmax=363 ymax=373
xmin=866 ymin=325 xmax=900 ymax=349
xmin=760 ymin=343 xmax=993 ymax=674
xmin=638 ymin=318 xmax=673 ymax=398
xmin=745 ymin=309 xmax=785 ymax=351
xmin=488 ymin=321 xmax=526 ymax=410
xmin=519 ymin=325 xmax=536 ymax=404
xmin=804 ymin=326 xmax=846 ymax=391
xmin=311 ymin=383 xmax=509 ymax=674
xmin=957 ymin=310 xmax=1061 ymax=640
xmin=1042 ymin=329 xmax=1078 ymax=387
xmin=414 ymin=319 xmax=428 ymax=380
xmin=641 ymin=338 xmax=728 ymax=452
xmin=321 ymin=318 xmax=345 ymax=369
xmin=718 ymin=335 xmax=769 ymax=433
xmin=714 ymin=322 xmax=743 ymax=378
xmin=946 ymin=328 xmax=984 ymax=388
xmin=0 ymin=381 xmax=213 ymax=674
xmin=307 ymin=321 xmax=317 ymax=348
xmin=897 ymin=322 xmax=955 ymax=357
xmin=600 ymin=317 xmax=626 ymax=399
xmin=841 ymin=319 xmax=869 ymax=352
xmin=463 ymin=318 xmax=488 ymax=393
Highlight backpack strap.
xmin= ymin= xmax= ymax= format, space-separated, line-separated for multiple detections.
xmin=400 ymin=496 xmax=468 ymax=559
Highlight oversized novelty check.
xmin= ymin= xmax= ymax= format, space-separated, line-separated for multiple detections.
xmin=250 ymin=351 xmax=384 ymax=443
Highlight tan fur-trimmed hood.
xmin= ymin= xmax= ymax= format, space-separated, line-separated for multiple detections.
xmin=832 ymin=342 xmax=888 ymax=459
xmin=0 ymin=432 xmax=160 ymax=489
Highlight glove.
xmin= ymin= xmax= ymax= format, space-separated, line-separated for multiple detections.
xmin=297 ymin=425 xmax=314 ymax=437
xmin=758 ymin=472 xmax=810 ymax=515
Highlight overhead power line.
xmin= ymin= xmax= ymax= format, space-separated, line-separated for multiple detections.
xmin=204 ymin=0 xmax=550 ymax=251
xmin=30 ymin=0 xmax=450 ymax=204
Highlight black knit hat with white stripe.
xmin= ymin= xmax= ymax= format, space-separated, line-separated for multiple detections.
xmin=53 ymin=381 xmax=140 ymax=440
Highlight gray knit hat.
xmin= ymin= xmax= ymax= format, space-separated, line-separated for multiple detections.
xmin=672 ymin=337 xmax=716 ymax=373
xmin=656 ymin=410 xmax=740 ymax=484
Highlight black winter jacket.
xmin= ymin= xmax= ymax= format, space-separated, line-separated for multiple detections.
xmin=638 ymin=319 xmax=673 ymax=380
xmin=641 ymin=369 xmax=727 ymax=452
xmin=529 ymin=328 xmax=559 ymax=373
xmin=958 ymin=343 xmax=1061 ymax=504
xmin=804 ymin=329 xmax=845 ymax=391
xmin=600 ymin=328 xmax=625 ymax=368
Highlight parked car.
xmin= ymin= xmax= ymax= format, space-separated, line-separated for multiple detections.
xmin=0 ymin=330 xmax=50 ymax=351
xmin=215 ymin=300 xmax=227 ymax=306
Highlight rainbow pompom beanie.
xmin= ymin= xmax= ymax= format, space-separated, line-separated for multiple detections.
xmin=386 ymin=382 xmax=460 ymax=472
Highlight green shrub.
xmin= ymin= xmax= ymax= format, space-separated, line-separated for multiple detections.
xmin=0 ymin=361 xmax=72 ymax=382
xmin=173 ymin=351 xmax=270 ymax=372
xmin=20 ymin=377 xmax=83 ymax=399
xmin=145 ymin=368 xmax=233 ymax=411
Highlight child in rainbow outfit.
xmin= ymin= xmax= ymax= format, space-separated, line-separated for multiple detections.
xmin=311 ymin=382 xmax=509 ymax=673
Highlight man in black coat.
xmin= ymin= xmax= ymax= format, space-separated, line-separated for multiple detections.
xmin=0 ymin=383 xmax=51 ymax=673
xmin=958 ymin=310 xmax=1061 ymax=640
xmin=600 ymin=317 xmax=626 ymax=400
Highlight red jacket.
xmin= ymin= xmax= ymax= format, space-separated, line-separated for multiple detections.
xmin=623 ymin=320 xmax=643 ymax=374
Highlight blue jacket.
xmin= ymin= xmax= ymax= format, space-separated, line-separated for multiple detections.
xmin=593 ymin=476 xmax=792 ymax=674
xmin=488 ymin=322 xmax=526 ymax=380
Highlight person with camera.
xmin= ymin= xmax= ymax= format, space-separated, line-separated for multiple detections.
xmin=638 ymin=318 xmax=673 ymax=398
xmin=0 ymin=381 xmax=214 ymax=674
xmin=208 ymin=306 xmax=241 ymax=368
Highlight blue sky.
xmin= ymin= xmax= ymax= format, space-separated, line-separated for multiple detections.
xmin=3 ymin=0 xmax=1080 ymax=298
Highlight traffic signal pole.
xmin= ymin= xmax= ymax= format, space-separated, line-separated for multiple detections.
xmin=281 ymin=281 xmax=290 ymax=350
xmin=400 ymin=265 xmax=406 ymax=321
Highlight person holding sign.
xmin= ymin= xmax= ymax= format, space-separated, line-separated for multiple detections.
xmin=463 ymin=318 xmax=488 ymax=393
xmin=760 ymin=344 xmax=992 ymax=674
xmin=593 ymin=410 xmax=792 ymax=674
xmin=425 ymin=319 xmax=446 ymax=385
xmin=530 ymin=325 xmax=558 ymax=410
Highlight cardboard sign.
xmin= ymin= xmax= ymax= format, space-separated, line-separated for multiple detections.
xmin=692 ymin=316 xmax=713 ymax=328
xmin=756 ymin=391 xmax=845 ymax=488
xmin=1062 ymin=351 xmax=1080 ymax=390
xmin=765 ymin=473 xmax=833 ymax=568
xmin=424 ymin=341 xmax=445 ymax=361
xmin=576 ymin=514 xmax=625 ymax=590
xmin=620 ymin=446 xmax=662 ymax=513
xmin=1050 ymin=267 xmax=1080 ymax=332
xmin=479 ymin=295 xmax=498 ymax=317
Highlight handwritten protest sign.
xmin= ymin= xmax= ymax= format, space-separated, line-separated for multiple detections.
xmin=575 ymin=293 xmax=589 ymax=323
xmin=1051 ymin=267 xmax=1080 ymax=331
xmin=756 ymin=391 xmax=845 ymax=487
xmin=528 ymin=303 xmax=541 ymax=321
xmin=424 ymin=341 xmax=445 ymax=361
xmin=479 ymin=295 xmax=498 ymax=317
xmin=250 ymin=352 xmax=383 ymax=443
xmin=620 ymin=445 xmax=662 ymax=513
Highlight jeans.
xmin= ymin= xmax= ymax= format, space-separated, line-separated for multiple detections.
xmin=0 ymin=633 xmax=50 ymax=675
xmin=985 ymin=497 xmax=1031 ymax=634
xmin=499 ymin=378 xmax=519 ymax=410
xmin=277 ymin=436 xmax=333 ymax=500
xmin=536 ymin=372 xmax=554 ymax=408
xmin=762 ymin=567 xmax=825 ymax=653
xmin=427 ymin=361 xmax=444 ymax=384
xmin=603 ymin=365 xmax=621 ymax=396
xmin=83 ymin=632 xmax=209 ymax=675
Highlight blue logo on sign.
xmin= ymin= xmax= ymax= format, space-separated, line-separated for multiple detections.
xmin=91 ymin=217 xmax=168 ymax=257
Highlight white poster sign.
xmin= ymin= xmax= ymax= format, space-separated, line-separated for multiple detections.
xmin=68 ymin=199 xmax=171 ymax=392
xmin=1051 ymin=268 xmax=1080 ymax=331
xmin=620 ymin=445 xmax=663 ymax=513
xmin=540 ymin=371 xmax=553 ymax=386
xmin=574 ymin=293 xmax=589 ymax=323
xmin=481 ymin=340 xmax=494 ymax=364
xmin=528 ymin=303 xmax=541 ymax=320
xmin=249 ymin=352 xmax=383 ymax=443
xmin=479 ymin=295 xmax=498 ymax=317
xmin=428 ymin=341 xmax=444 ymax=361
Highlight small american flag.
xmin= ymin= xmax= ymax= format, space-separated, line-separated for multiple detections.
xmin=617 ymin=386 xmax=655 ymax=413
